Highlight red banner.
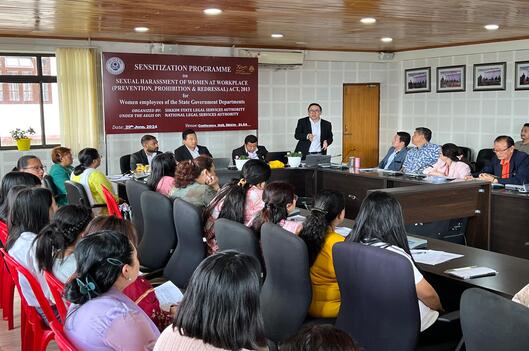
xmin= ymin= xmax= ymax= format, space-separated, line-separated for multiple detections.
xmin=102 ymin=52 xmax=258 ymax=134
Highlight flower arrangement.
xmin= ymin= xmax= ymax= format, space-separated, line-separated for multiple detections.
xmin=10 ymin=127 xmax=35 ymax=140
xmin=235 ymin=155 xmax=249 ymax=160
xmin=286 ymin=151 xmax=302 ymax=157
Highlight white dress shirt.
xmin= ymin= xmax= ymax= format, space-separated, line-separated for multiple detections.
xmin=187 ymin=146 xmax=200 ymax=159
xmin=309 ymin=119 xmax=322 ymax=153
xmin=245 ymin=147 xmax=259 ymax=159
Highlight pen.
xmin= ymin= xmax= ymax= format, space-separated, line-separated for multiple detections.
xmin=451 ymin=265 xmax=478 ymax=271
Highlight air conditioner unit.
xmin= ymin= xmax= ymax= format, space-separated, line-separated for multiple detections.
xmin=237 ymin=49 xmax=304 ymax=66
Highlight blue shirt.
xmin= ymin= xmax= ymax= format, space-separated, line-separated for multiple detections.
xmin=403 ymin=143 xmax=441 ymax=174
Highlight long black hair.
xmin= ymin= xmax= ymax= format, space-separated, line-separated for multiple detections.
xmin=281 ymin=324 xmax=360 ymax=351
xmin=205 ymin=159 xmax=271 ymax=223
xmin=34 ymin=205 xmax=93 ymax=272
xmin=299 ymin=190 xmax=344 ymax=266
xmin=173 ymin=250 xmax=266 ymax=350
xmin=146 ymin=152 xmax=177 ymax=190
xmin=251 ymin=181 xmax=295 ymax=237
xmin=348 ymin=191 xmax=411 ymax=255
xmin=64 ymin=230 xmax=135 ymax=305
xmin=0 ymin=171 xmax=41 ymax=222
xmin=442 ymin=143 xmax=461 ymax=162
xmin=73 ymin=148 xmax=100 ymax=176
xmin=6 ymin=187 xmax=53 ymax=250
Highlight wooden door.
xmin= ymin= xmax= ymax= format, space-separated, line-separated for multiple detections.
xmin=342 ymin=84 xmax=380 ymax=167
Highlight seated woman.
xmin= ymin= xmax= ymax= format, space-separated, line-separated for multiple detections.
xmin=14 ymin=155 xmax=45 ymax=180
xmin=70 ymin=148 xmax=119 ymax=209
xmin=300 ymin=190 xmax=346 ymax=318
xmin=203 ymin=159 xmax=271 ymax=255
xmin=64 ymin=230 xmax=160 ymax=350
xmin=0 ymin=171 xmax=41 ymax=223
xmin=169 ymin=156 xmax=219 ymax=207
xmin=34 ymin=205 xmax=93 ymax=283
xmin=250 ymin=181 xmax=302 ymax=237
xmin=423 ymin=143 xmax=471 ymax=180
xmin=84 ymin=215 xmax=175 ymax=331
xmin=146 ymin=152 xmax=177 ymax=196
xmin=154 ymin=251 xmax=267 ymax=351
xmin=6 ymin=187 xmax=57 ymax=316
xmin=49 ymin=146 xmax=74 ymax=206
xmin=348 ymin=191 xmax=442 ymax=332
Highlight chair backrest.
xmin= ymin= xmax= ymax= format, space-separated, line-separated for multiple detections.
xmin=49 ymin=319 xmax=78 ymax=351
xmin=0 ymin=220 xmax=8 ymax=246
xmin=164 ymin=198 xmax=206 ymax=290
xmin=125 ymin=179 xmax=151 ymax=243
xmin=475 ymin=148 xmax=494 ymax=173
xmin=260 ymin=222 xmax=312 ymax=343
xmin=101 ymin=185 xmax=122 ymax=219
xmin=42 ymin=175 xmax=60 ymax=199
xmin=0 ymin=248 xmax=59 ymax=326
xmin=120 ymin=154 xmax=131 ymax=174
xmin=64 ymin=181 xmax=91 ymax=208
xmin=43 ymin=270 xmax=68 ymax=324
xmin=333 ymin=242 xmax=420 ymax=351
xmin=458 ymin=146 xmax=473 ymax=163
xmin=460 ymin=288 xmax=529 ymax=351
xmin=138 ymin=191 xmax=177 ymax=270
xmin=215 ymin=218 xmax=262 ymax=273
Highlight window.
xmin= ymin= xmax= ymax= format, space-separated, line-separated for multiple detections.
xmin=0 ymin=54 xmax=59 ymax=148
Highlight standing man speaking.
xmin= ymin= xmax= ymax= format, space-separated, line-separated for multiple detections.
xmin=294 ymin=103 xmax=333 ymax=158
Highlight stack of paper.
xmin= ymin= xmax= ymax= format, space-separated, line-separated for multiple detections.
xmin=154 ymin=281 xmax=184 ymax=311
xmin=411 ymin=249 xmax=463 ymax=265
xmin=335 ymin=226 xmax=352 ymax=237
xmin=444 ymin=266 xmax=497 ymax=279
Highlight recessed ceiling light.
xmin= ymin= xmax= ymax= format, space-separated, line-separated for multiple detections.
xmin=360 ymin=17 xmax=376 ymax=24
xmin=484 ymin=24 xmax=499 ymax=31
xmin=381 ymin=37 xmax=393 ymax=43
xmin=203 ymin=8 xmax=222 ymax=15
xmin=134 ymin=27 xmax=149 ymax=33
xmin=271 ymin=33 xmax=284 ymax=38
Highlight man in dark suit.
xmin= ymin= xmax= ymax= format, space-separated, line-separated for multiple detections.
xmin=474 ymin=135 xmax=529 ymax=185
xmin=294 ymin=103 xmax=333 ymax=157
xmin=174 ymin=128 xmax=213 ymax=162
xmin=378 ymin=131 xmax=411 ymax=171
xmin=231 ymin=135 xmax=268 ymax=163
xmin=130 ymin=135 xmax=162 ymax=171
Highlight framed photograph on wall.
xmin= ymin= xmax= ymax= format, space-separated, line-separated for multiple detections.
xmin=515 ymin=61 xmax=529 ymax=90
xmin=473 ymin=62 xmax=506 ymax=91
xmin=436 ymin=65 xmax=466 ymax=92
xmin=405 ymin=67 xmax=431 ymax=93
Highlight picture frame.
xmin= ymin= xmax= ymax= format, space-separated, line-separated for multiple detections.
xmin=514 ymin=61 xmax=529 ymax=90
xmin=436 ymin=65 xmax=466 ymax=92
xmin=405 ymin=67 xmax=431 ymax=93
xmin=473 ymin=62 xmax=506 ymax=91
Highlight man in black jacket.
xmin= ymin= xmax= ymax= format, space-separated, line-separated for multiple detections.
xmin=231 ymin=135 xmax=268 ymax=163
xmin=130 ymin=135 xmax=162 ymax=171
xmin=174 ymin=129 xmax=213 ymax=162
xmin=294 ymin=103 xmax=333 ymax=157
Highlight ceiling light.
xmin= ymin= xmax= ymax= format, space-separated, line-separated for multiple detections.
xmin=134 ymin=27 xmax=149 ymax=33
xmin=360 ymin=17 xmax=376 ymax=24
xmin=203 ymin=8 xmax=222 ymax=15
xmin=271 ymin=33 xmax=284 ymax=38
xmin=484 ymin=24 xmax=499 ymax=31
xmin=381 ymin=37 xmax=393 ymax=43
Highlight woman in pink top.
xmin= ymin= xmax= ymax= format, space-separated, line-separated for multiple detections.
xmin=251 ymin=181 xmax=303 ymax=237
xmin=423 ymin=143 xmax=471 ymax=180
xmin=203 ymin=160 xmax=271 ymax=255
xmin=146 ymin=152 xmax=177 ymax=196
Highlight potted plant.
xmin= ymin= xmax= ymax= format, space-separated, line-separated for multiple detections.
xmin=10 ymin=127 xmax=35 ymax=151
xmin=235 ymin=155 xmax=249 ymax=171
xmin=286 ymin=151 xmax=302 ymax=168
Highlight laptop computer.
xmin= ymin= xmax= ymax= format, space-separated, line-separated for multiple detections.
xmin=304 ymin=154 xmax=332 ymax=167
xmin=407 ymin=235 xmax=427 ymax=249
xmin=265 ymin=151 xmax=288 ymax=164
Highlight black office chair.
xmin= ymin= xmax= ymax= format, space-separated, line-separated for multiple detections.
xmin=125 ymin=179 xmax=151 ymax=244
xmin=64 ymin=181 xmax=106 ymax=209
xmin=164 ymin=198 xmax=206 ymax=290
xmin=333 ymin=242 xmax=420 ymax=351
xmin=138 ymin=191 xmax=177 ymax=271
xmin=460 ymin=288 xmax=529 ymax=351
xmin=120 ymin=154 xmax=131 ymax=174
xmin=42 ymin=175 xmax=61 ymax=202
xmin=215 ymin=218 xmax=263 ymax=275
xmin=260 ymin=223 xmax=312 ymax=343
xmin=474 ymin=148 xmax=494 ymax=173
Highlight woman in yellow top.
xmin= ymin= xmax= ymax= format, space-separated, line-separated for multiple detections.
xmin=70 ymin=148 xmax=118 ymax=208
xmin=300 ymin=190 xmax=346 ymax=318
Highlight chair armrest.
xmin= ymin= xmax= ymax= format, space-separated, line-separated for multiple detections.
xmin=437 ymin=310 xmax=460 ymax=323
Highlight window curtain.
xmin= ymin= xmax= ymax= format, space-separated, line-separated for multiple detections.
xmin=56 ymin=48 xmax=101 ymax=152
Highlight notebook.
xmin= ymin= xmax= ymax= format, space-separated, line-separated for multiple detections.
xmin=444 ymin=266 xmax=497 ymax=279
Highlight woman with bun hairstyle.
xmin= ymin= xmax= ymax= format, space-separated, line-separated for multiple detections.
xmin=49 ymin=146 xmax=74 ymax=206
xmin=64 ymin=230 xmax=160 ymax=350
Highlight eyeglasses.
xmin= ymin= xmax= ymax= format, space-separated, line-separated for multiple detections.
xmin=23 ymin=165 xmax=46 ymax=171
xmin=308 ymin=109 xmax=321 ymax=113
xmin=493 ymin=146 xmax=512 ymax=153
